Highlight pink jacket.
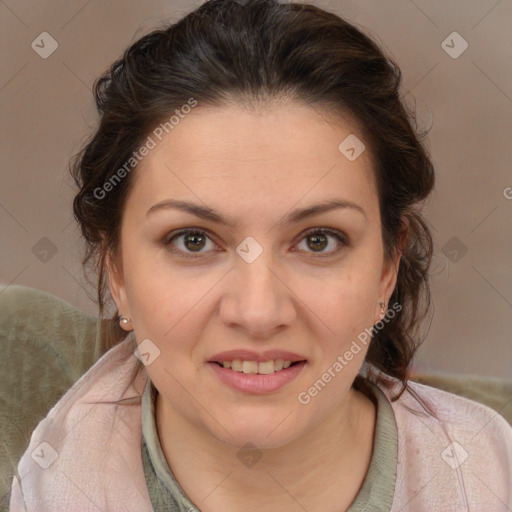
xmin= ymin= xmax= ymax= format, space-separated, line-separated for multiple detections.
xmin=9 ymin=334 xmax=512 ymax=511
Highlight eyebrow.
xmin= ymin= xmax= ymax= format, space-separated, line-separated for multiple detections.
xmin=146 ymin=198 xmax=367 ymax=226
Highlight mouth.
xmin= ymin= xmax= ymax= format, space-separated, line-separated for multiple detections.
xmin=207 ymin=359 xmax=307 ymax=393
xmin=210 ymin=359 xmax=306 ymax=375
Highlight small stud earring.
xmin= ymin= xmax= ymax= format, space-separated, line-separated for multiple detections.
xmin=119 ymin=315 xmax=131 ymax=327
xmin=379 ymin=302 xmax=386 ymax=317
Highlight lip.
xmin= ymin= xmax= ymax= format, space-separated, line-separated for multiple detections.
xmin=208 ymin=349 xmax=307 ymax=363
xmin=207 ymin=360 xmax=307 ymax=393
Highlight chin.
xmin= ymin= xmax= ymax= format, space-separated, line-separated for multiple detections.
xmin=206 ymin=413 xmax=304 ymax=451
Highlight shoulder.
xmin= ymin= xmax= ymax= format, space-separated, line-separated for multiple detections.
xmin=384 ymin=377 xmax=512 ymax=455
xmin=374 ymin=374 xmax=512 ymax=510
xmin=398 ymin=379 xmax=511 ymax=438
xmin=30 ymin=332 xmax=145 ymax=435
xmin=9 ymin=335 xmax=150 ymax=511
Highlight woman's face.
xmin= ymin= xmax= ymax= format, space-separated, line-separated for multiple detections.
xmin=108 ymin=101 xmax=401 ymax=449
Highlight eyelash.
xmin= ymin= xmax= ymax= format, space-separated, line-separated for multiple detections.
xmin=162 ymin=227 xmax=348 ymax=259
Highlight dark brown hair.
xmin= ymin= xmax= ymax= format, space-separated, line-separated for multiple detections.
xmin=71 ymin=0 xmax=435 ymax=402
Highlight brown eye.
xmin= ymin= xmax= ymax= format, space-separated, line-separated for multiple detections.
xmin=164 ymin=229 xmax=215 ymax=257
xmin=296 ymin=228 xmax=347 ymax=256
xmin=183 ymin=231 xmax=207 ymax=251
xmin=307 ymin=232 xmax=328 ymax=252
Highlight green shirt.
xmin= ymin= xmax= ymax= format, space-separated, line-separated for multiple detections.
xmin=141 ymin=378 xmax=398 ymax=511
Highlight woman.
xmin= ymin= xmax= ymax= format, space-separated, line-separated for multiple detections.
xmin=10 ymin=0 xmax=512 ymax=510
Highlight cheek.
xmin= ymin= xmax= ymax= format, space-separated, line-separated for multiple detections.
xmin=122 ymin=247 xmax=212 ymax=344
xmin=121 ymin=243 xmax=174 ymax=330
xmin=320 ymin=291 xmax=375 ymax=352
xmin=311 ymin=264 xmax=382 ymax=351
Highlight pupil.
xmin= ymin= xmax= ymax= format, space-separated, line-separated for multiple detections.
xmin=309 ymin=234 xmax=327 ymax=251
xmin=185 ymin=233 xmax=205 ymax=251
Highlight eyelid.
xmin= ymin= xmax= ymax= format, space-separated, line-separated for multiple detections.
xmin=163 ymin=226 xmax=348 ymax=258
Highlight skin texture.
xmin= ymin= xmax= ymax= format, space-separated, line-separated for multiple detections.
xmin=107 ymin=101 xmax=404 ymax=511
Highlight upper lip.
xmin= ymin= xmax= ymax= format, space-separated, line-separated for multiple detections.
xmin=208 ymin=349 xmax=307 ymax=363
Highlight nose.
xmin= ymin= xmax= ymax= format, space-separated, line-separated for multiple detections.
xmin=219 ymin=248 xmax=296 ymax=338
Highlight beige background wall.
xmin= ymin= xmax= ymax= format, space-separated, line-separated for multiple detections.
xmin=1 ymin=0 xmax=511 ymax=378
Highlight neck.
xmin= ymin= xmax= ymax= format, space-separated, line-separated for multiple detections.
xmin=155 ymin=387 xmax=377 ymax=512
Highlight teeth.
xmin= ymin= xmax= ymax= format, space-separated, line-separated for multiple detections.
xmin=258 ymin=361 xmax=275 ymax=375
xmin=231 ymin=360 xmax=242 ymax=372
xmin=220 ymin=359 xmax=296 ymax=374
xmin=242 ymin=361 xmax=258 ymax=374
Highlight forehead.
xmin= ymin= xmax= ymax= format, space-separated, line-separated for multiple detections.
xmin=128 ymin=102 xmax=379 ymax=221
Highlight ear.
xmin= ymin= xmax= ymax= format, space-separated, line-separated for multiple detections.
xmin=375 ymin=216 xmax=409 ymax=321
xmin=105 ymin=248 xmax=131 ymax=328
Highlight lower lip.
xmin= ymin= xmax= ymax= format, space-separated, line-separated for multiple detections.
xmin=207 ymin=361 xmax=306 ymax=394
